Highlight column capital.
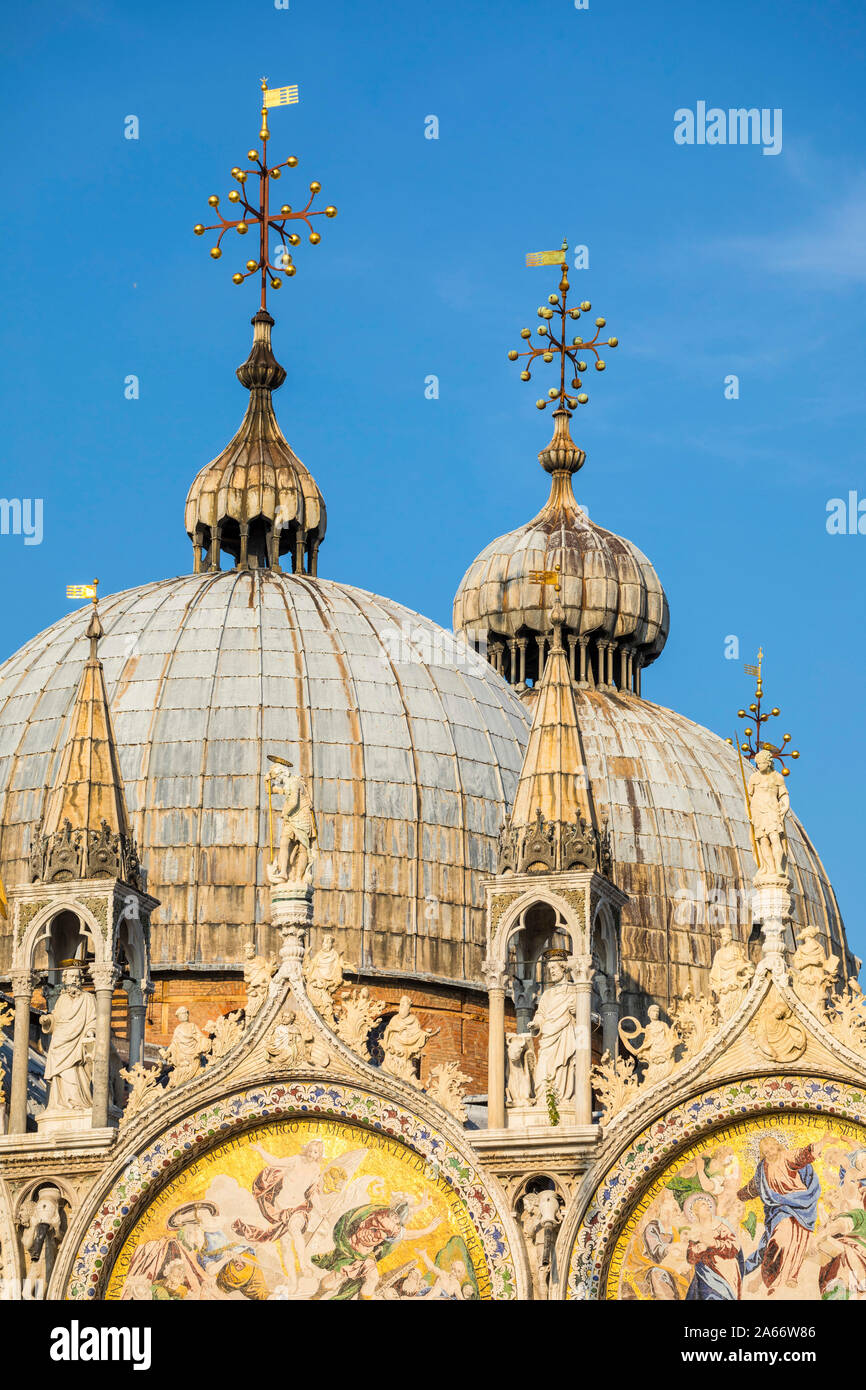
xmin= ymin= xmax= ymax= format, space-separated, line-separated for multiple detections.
xmin=90 ymin=963 xmax=120 ymax=993
xmin=568 ymin=953 xmax=594 ymax=986
xmin=482 ymin=959 xmax=510 ymax=993
xmin=9 ymin=968 xmax=35 ymax=998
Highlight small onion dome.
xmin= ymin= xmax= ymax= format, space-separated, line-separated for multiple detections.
xmin=452 ymin=409 xmax=669 ymax=694
xmin=184 ymin=310 xmax=326 ymax=574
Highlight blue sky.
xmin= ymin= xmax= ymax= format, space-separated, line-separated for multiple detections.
xmin=2 ymin=0 xmax=865 ymax=955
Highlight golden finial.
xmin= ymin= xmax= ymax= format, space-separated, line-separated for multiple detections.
xmin=528 ymin=562 xmax=561 ymax=595
xmin=725 ymin=648 xmax=800 ymax=777
xmin=509 ymin=238 xmax=618 ymax=412
xmin=194 ymin=80 xmax=336 ymax=312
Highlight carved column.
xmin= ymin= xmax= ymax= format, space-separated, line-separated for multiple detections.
xmin=9 ymin=969 xmax=34 ymax=1135
xmin=570 ymin=954 xmax=594 ymax=1125
xmin=517 ymin=637 xmax=527 ymax=685
xmin=209 ymin=523 xmax=222 ymax=572
xmin=536 ymin=634 xmax=546 ymax=681
xmin=599 ymin=975 xmax=620 ymax=1058
xmin=606 ymin=642 xmax=616 ymax=688
xmin=125 ymin=979 xmax=147 ymax=1069
xmin=596 ymin=640 xmax=608 ymax=688
xmin=294 ymin=529 xmax=304 ymax=575
xmin=508 ymin=638 xmax=517 ymax=685
xmin=619 ymin=647 xmax=627 ymax=690
xmin=90 ymin=964 xmax=118 ymax=1128
xmin=308 ymin=539 xmax=320 ymax=577
xmin=578 ymin=635 xmax=589 ymax=686
xmin=239 ymin=522 xmax=250 ymax=570
xmin=484 ymin=961 xmax=509 ymax=1130
xmin=567 ymin=634 xmax=578 ymax=681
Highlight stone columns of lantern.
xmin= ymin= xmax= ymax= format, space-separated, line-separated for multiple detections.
xmin=606 ymin=642 xmax=616 ymax=689
xmin=484 ymin=961 xmax=510 ymax=1130
xmin=536 ymin=634 xmax=546 ymax=681
xmin=8 ymin=969 xmax=35 ymax=1135
xmin=578 ymin=635 xmax=589 ymax=686
xmin=239 ymin=522 xmax=250 ymax=569
xmin=90 ymin=963 xmax=118 ymax=1129
xmin=508 ymin=638 xmax=517 ymax=684
xmin=619 ymin=646 xmax=627 ymax=690
xmin=567 ymin=634 xmax=578 ymax=682
xmin=517 ymin=637 xmax=528 ymax=685
xmin=571 ymin=953 xmax=594 ymax=1126
xmin=596 ymin=640 xmax=607 ymax=688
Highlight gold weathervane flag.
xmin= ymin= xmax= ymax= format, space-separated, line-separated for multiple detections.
xmin=526 ymin=248 xmax=568 ymax=268
xmin=67 ymin=583 xmax=98 ymax=600
xmin=263 ymin=85 xmax=299 ymax=108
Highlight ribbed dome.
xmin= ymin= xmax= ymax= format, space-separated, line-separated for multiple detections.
xmin=184 ymin=311 xmax=326 ymax=574
xmin=0 ymin=571 xmax=530 ymax=985
xmin=453 ymin=411 xmax=669 ymax=695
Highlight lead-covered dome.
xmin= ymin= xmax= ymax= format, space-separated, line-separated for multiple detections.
xmin=453 ymin=410 xmax=669 ymax=694
xmin=0 ymin=571 xmax=530 ymax=984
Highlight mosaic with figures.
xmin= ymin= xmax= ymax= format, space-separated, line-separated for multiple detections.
xmin=106 ymin=1116 xmax=490 ymax=1301
xmin=607 ymin=1112 xmax=866 ymax=1301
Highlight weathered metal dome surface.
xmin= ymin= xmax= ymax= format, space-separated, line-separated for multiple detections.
xmin=0 ymin=571 xmax=530 ymax=983
xmin=565 ymin=687 xmax=851 ymax=1014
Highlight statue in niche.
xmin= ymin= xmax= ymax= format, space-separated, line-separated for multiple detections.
xmin=303 ymin=934 xmax=345 ymax=1025
xmin=243 ymin=943 xmax=275 ymax=1020
xmin=748 ymin=748 xmax=790 ymax=883
xmin=619 ymin=1006 xmax=679 ymax=1087
xmin=521 ymin=1188 xmax=563 ymax=1299
xmin=18 ymin=1185 xmax=64 ymax=1294
xmin=41 ymin=968 xmax=97 ymax=1112
xmin=265 ymin=756 xmax=318 ymax=887
xmin=530 ymin=955 xmax=576 ymax=1109
xmin=381 ymin=996 xmax=436 ymax=1084
xmin=791 ymin=926 xmax=840 ymax=1019
xmin=505 ymin=1032 xmax=536 ymax=1105
xmin=161 ymin=1006 xmax=212 ymax=1088
xmin=709 ymin=926 xmax=755 ymax=1020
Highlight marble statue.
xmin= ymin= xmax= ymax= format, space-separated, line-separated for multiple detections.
xmin=381 ymin=996 xmax=435 ymax=1083
xmin=747 ymin=748 xmax=790 ymax=883
xmin=619 ymin=1006 xmax=679 ymax=1087
xmin=791 ymin=925 xmax=840 ymax=1019
xmin=41 ymin=968 xmax=97 ymax=1113
xmin=266 ymin=757 xmax=318 ymax=887
xmin=335 ymin=986 xmax=385 ymax=1057
xmin=161 ymin=1006 xmax=212 ymax=1088
xmin=303 ymin=934 xmax=345 ymax=1025
xmin=19 ymin=1185 xmax=64 ymax=1292
xmin=426 ymin=1061 xmax=472 ymax=1123
xmin=530 ymin=957 xmax=577 ymax=1108
xmin=709 ymin=926 xmax=755 ymax=1020
xmin=243 ymin=943 xmax=275 ymax=1020
xmin=521 ymin=1188 xmax=563 ymax=1298
xmin=505 ymin=1032 xmax=536 ymax=1105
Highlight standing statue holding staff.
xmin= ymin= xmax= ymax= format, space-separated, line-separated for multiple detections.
xmin=265 ymin=754 xmax=318 ymax=887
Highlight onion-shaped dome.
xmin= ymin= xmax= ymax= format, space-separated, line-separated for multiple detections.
xmin=184 ymin=310 xmax=326 ymax=574
xmin=453 ymin=409 xmax=669 ymax=694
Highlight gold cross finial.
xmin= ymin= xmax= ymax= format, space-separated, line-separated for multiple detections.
xmin=726 ymin=649 xmax=800 ymax=777
xmin=194 ymin=81 xmax=337 ymax=313
xmin=508 ymin=243 xmax=618 ymax=412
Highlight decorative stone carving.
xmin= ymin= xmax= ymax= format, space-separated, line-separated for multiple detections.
xmin=590 ymin=1050 xmax=640 ymax=1120
xmin=29 ymin=815 xmax=143 ymax=890
xmin=497 ymin=808 xmax=612 ymax=877
xmin=672 ymin=987 xmax=719 ymax=1062
xmin=827 ymin=978 xmax=866 ymax=1055
xmin=709 ymin=926 xmax=755 ymax=1019
xmin=303 ymin=934 xmax=345 ymax=1025
xmin=243 ymin=943 xmax=276 ymax=1021
xmin=748 ymin=748 xmax=790 ymax=885
xmin=119 ymin=1061 xmax=165 ymax=1125
xmin=381 ymin=996 xmax=435 ymax=1084
xmin=618 ymin=1006 xmax=679 ymax=1086
xmin=161 ymin=1007 xmax=211 ymax=1088
xmin=265 ymin=757 xmax=318 ymax=887
xmin=489 ymin=892 xmax=522 ymax=943
xmin=520 ymin=1188 xmax=563 ymax=1299
xmin=18 ymin=1185 xmax=64 ymax=1293
xmin=40 ymin=968 xmax=96 ymax=1117
xmin=426 ymin=1061 xmax=471 ymax=1123
xmin=748 ymin=996 xmax=807 ymax=1062
xmin=206 ymin=1010 xmax=244 ymax=1062
xmin=266 ymin=1009 xmax=313 ymax=1068
xmin=531 ymin=956 xmax=577 ymax=1112
xmin=505 ymin=1032 xmax=536 ymax=1105
xmin=791 ymin=926 xmax=840 ymax=1020
xmin=335 ymin=986 xmax=385 ymax=1058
